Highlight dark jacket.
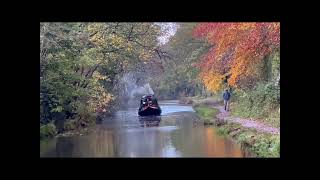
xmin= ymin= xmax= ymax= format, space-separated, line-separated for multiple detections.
xmin=223 ymin=91 xmax=231 ymax=101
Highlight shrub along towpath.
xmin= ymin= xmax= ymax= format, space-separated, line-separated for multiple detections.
xmin=185 ymin=97 xmax=280 ymax=157
xmin=215 ymin=105 xmax=279 ymax=135
xmin=189 ymin=97 xmax=279 ymax=134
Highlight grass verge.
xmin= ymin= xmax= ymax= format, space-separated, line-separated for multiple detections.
xmin=216 ymin=122 xmax=280 ymax=157
xmin=193 ymin=103 xmax=219 ymax=125
xmin=192 ymin=100 xmax=280 ymax=157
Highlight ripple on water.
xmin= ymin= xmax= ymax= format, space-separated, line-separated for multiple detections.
xmin=122 ymin=126 xmax=179 ymax=133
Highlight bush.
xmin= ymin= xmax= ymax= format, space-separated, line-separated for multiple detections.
xmin=251 ymin=135 xmax=280 ymax=157
xmin=217 ymin=127 xmax=229 ymax=136
xmin=267 ymin=135 xmax=280 ymax=157
xmin=64 ymin=119 xmax=77 ymax=131
xmin=76 ymin=102 xmax=91 ymax=118
xmin=40 ymin=123 xmax=57 ymax=139
xmin=231 ymin=82 xmax=280 ymax=126
xmin=216 ymin=123 xmax=280 ymax=157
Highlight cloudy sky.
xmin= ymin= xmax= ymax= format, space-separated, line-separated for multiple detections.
xmin=155 ymin=23 xmax=178 ymax=45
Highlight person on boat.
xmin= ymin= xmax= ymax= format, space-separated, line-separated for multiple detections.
xmin=138 ymin=94 xmax=161 ymax=116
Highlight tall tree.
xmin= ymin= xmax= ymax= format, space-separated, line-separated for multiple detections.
xmin=151 ymin=23 xmax=211 ymax=98
xmin=40 ymin=22 xmax=163 ymax=126
xmin=193 ymin=22 xmax=280 ymax=92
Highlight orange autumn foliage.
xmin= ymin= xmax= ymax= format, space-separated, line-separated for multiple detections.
xmin=193 ymin=22 xmax=280 ymax=91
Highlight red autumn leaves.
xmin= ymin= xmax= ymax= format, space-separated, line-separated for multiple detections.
xmin=192 ymin=22 xmax=280 ymax=91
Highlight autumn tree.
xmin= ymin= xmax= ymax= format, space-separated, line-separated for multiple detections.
xmin=40 ymin=22 xmax=163 ymax=136
xmin=151 ymin=23 xmax=211 ymax=99
xmin=193 ymin=22 xmax=280 ymax=92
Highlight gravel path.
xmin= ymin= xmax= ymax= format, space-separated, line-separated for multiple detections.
xmin=214 ymin=105 xmax=280 ymax=135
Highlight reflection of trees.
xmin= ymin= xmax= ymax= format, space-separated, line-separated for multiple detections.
xmin=223 ymin=137 xmax=242 ymax=157
xmin=171 ymin=126 xmax=246 ymax=157
xmin=204 ymin=128 xmax=215 ymax=156
xmin=160 ymin=118 xmax=176 ymax=127
xmin=74 ymin=127 xmax=117 ymax=157
xmin=240 ymin=145 xmax=254 ymax=157
xmin=170 ymin=130 xmax=183 ymax=153
xmin=117 ymin=128 xmax=163 ymax=157
xmin=54 ymin=127 xmax=118 ymax=157
xmin=93 ymin=127 xmax=116 ymax=157
xmin=40 ymin=138 xmax=57 ymax=157
xmin=170 ymin=124 xmax=205 ymax=156
xmin=204 ymin=128 xmax=245 ymax=157
xmin=56 ymin=137 xmax=74 ymax=157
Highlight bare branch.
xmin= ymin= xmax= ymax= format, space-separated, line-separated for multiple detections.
xmin=127 ymin=24 xmax=135 ymax=39
xmin=154 ymin=48 xmax=173 ymax=60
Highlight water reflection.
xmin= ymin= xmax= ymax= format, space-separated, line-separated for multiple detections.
xmin=40 ymin=101 xmax=253 ymax=157
xmin=170 ymin=127 xmax=246 ymax=157
xmin=56 ymin=137 xmax=74 ymax=157
xmin=139 ymin=116 xmax=161 ymax=127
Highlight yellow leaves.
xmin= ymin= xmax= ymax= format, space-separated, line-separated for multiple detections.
xmin=138 ymin=49 xmax=153 ymax=61
xmin=88 ymin=24 xmax=125 ymax=50
xmin=200 ymin=71 xmax=224 ymax=93
xmin=92 ymin=71 xmax=109 ymax=81
xmin=237 ymin=23 xmax=256 ymax=31
xmin=89 ymin=32 xmax=105 ymax=47
xmin=87 ymin=82 xmax=114 ymax=112
xmin=229 ymin=49 xmax=252 ymax=86
xmin=87 ymin=23 xmax=103 ymax=33
xmin=108 ymin=34 xmax=125 ymax=48
xmin=266 ymin=22 xmax=280 ymax=31
xmin=126 ymin=43 xmax=133 ymax=52
xmin=87 ymin=23 xmax=160 ymax=67
xmin=87 ymin=24 xmax=105 ymax=45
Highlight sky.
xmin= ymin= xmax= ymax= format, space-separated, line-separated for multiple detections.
xmin=155 ymin=23 xmax=178 ymax=45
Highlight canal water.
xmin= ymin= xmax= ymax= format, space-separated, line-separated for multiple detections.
xmin=40 ymin=100 xmax=253 ymax=157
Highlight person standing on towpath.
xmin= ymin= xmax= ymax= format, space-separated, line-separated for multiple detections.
xmin=223 ymin=89 xmax=231 ymax=111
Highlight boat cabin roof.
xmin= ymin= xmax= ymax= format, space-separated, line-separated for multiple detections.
xmin=141 ymin=94 xmax=156 ymax=99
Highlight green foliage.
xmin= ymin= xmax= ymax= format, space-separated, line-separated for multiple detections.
xmin=40 ymin=123 xmax=57 ymax=139
xmin=271 ymin=50 xmax=280 ymax=81
xmin=51 ymin=106 xmax=63 ymax=113
xmin=250 ymin=135 xmax=280 ymax=157
xmin=231 ymin=82 xmax=280 ymax=127
xmin=151 ymin=23 xmax=209 ymax=99
xmin=217 ymin=127 xmax=229 ymax=136
xmin=75 ymin=102 xmax=91 ymax=118
xmin=193 ymin=105 xmax=219 ymax=121
xmin=216 ymin=123 xmax=280 ymax=157
xmin=40 ymin=22 xmax=161 ymax=136
xmin=64 ymin=119 xmax=77 ymax=131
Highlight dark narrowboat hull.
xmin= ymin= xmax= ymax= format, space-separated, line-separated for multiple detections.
xmin=138 ymin=106 xmax=162 ymax=116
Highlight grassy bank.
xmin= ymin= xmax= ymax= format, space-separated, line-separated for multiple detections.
xmin=193 ymin=104 xmax=219 ymax=125
xmin=230 ymin=83 xmax=280 ymax=128
xmin=190 ymin=97 xmax=279 ymax=157
xmin=40 ymin=123 xmax=57 ymax=139
xmin=216 ymin=123 xmax=280 ymax=157
xmin=40 ymin=113 xmax=97 ymax=140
